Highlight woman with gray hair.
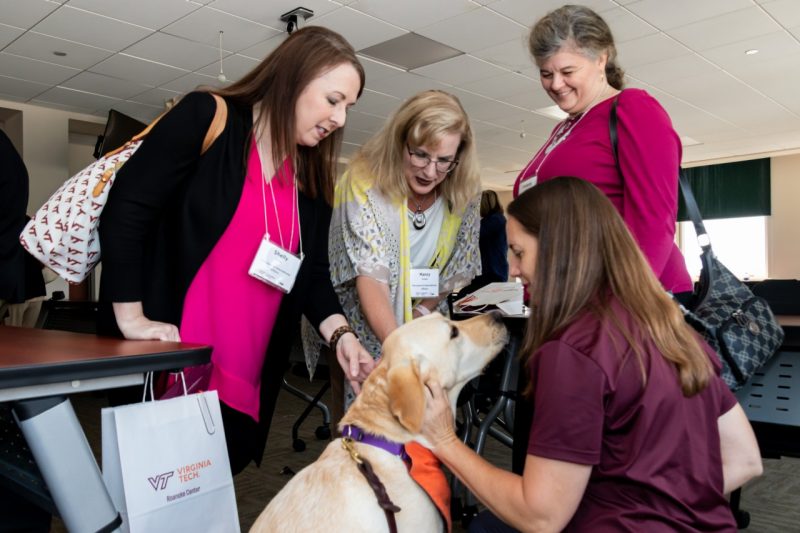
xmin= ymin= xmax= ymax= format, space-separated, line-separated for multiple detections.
xmin=513 ymin=4 xmax=692 ymax=300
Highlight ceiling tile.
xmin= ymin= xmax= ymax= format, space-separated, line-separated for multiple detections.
xmin=349 ymin=0 xmax=478 ymax=30
xmin=124 ymin=32 xmax=220 ymax=71
xmin=367 ymin=72 xmax=451 ymax=100
xmin=351 ymin=89 xmax=401 ymax=117
xmin=600 ymin=6 xmax=658 ymax=43
xmin=342 ymin=127 xmax=374 ymax=145
xmin=90 ymin=54 xmax=187 ymax=86
xmin=0 ymin=52 xmax=80 ymax=85
xmin=161 ymin=7 xmax=281 ymax=52
xmin=0 ymin=23 xmax=24 ymax=48
xmin=415 ymin=7 xmax=525 ymax=53
xmin=411 ymin=55 xmax=509 ymax=86
xmin=128 ymin=86 xmax=183 ymax=107
xmin=701 ymin=30 xmax=800 ymax=73
xmin=0 ymin=0 xmax=60 ymax=29
xmin=67 ymin=0 xmax=199 ymax=30
xmin=669 ymin=7 xmax=780 ymax=51
xmin=195 ymin=53 xmax=259 ymax=82
xmin=616 ymin=33 xmax=690 ymax=68
xmin=34 ymin=85 xmax=120 ymax=111
xmin=0 ymin=74 xmax=50 ymax=99
xmin=237 ymin=34 xmax=286 ymax=61
xmin=759 ymin=0 xmax=800 ymax=28
xmin=358 ymin=55 xmax=406 ymax=85
xmin=344 ymin=110 xmax=387 ymax=133
xmin=5 ymin=32 xmax=113 ymax=69
xmin=210 ymin=0 xmax=339 ymax=28
xmin=488 ymin=0 xmax=617 ymax=27
xmin=30 ymin=5 xmax=152 ymax=50
xmin=500 ymin=88 xmax=553 ymax=113
xmin=160 ymin=72 xmax=227 ymax=93
xmin=310 ymin=7 xmax=407 ymax=51
xmin=460 ymin=71 xmax=535 ymax=100
xmin=626 ymin=0 xmax=753 ymax=31
xmin=471 ymin=38 xmax=532 ymax=75
xmin=625 ymin=53 xmax=712 ymax=86
xmin=103 ymin=99 xmax=162 ymax=123
xmin=61 ymin=71 xmax=152 ymax=99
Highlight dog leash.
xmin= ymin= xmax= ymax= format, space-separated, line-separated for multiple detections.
xmin=341 ymin=435 xmax=401 ymax=533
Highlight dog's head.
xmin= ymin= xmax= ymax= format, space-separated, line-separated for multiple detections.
xmin=380 ymin=312 xmax=508 ymax=443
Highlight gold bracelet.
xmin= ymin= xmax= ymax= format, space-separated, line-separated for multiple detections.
xmin=329 ymin=325 xmax=356 ymax=352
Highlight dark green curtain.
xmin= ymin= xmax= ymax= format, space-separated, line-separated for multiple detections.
xmin=678 ymin=158 xmax=771 ymax=221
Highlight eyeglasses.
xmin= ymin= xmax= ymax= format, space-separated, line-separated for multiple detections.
xmin=406 ymin=145 xmax=459 ymax=174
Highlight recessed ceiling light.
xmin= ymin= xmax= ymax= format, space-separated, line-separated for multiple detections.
xmin=534 ymin=104 xmax=568 ymax=121
xmin=745 ymin=49 xmax=759 ymax=55
xmin=53 ymin=51 xmax=67 ymax=57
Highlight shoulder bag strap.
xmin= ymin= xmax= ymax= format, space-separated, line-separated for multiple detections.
xmin=608 ymin=96 xmax=711 ymax=255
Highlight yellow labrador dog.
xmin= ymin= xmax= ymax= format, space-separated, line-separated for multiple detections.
xmin=250 ymin=312 xmax=508 ymax=533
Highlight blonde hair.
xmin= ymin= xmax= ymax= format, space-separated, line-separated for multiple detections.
xmin=508 ymin=177 xmax=712 ymax=396
xmin=349 ymin=90 xmax=480 ymax=213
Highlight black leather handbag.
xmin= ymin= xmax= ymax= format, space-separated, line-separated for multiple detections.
xmin=610 ymin=97 xmax=784 ymax=390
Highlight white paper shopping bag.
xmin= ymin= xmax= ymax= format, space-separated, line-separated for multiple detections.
xmin=102 ymin=390 xmax=240 ymax=532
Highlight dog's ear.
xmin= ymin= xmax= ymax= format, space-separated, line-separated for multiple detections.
xmin=387 ymin=358 xmax=425 ymax=434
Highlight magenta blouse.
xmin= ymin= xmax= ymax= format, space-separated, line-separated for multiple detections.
xmin=514 ymin=89 xmax=692 ymax=294
xmin=179 ymin=143 xmax=299 ymax=421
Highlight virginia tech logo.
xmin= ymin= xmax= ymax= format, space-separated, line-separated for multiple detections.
xmin=148 ymin=471 xmax=174 ymax=491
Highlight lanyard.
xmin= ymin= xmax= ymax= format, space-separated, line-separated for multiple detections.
xmin=256 ymin=140 xmax=303 ymax=259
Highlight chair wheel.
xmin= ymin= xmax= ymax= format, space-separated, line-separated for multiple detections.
xmin=315 ymin=425 xmax=331 ymax=440
xmin=292 ymin=438 xmax=306 ymax=452
xmin=735 ymin=510 xmax=750 ymax=529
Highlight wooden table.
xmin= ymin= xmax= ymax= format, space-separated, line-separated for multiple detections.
xmin=0 ymin=326 xmax=211 ymax=532
xmin=777 ymin=315 xmax=800 ymax=328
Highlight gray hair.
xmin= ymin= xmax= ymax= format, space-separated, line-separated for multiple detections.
xmin=528 ymin=4 xmax=625 ymax=90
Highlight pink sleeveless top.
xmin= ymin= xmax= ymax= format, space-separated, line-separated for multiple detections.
xmin=179 ymin=143 xmax=299 ymax=421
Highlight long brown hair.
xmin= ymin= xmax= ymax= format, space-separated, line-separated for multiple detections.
xmin=350 ymin=90 xmax=481 ymax=213
xmin=529 ymin=5 xmax=625 ymax=90
xmin=213 ymin=26 xmax=365 ymax=204
xmin=508 ymin=177 xmax=711 ymax=396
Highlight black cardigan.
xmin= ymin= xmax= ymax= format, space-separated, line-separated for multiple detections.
xmin=99 ymin=92 xmax=342 ymax=462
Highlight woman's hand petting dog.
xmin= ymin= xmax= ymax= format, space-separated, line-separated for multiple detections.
xmin=336 ymin=333 xmax=376 ymax=394
xmin=421 ymin=380 xmax=459 ymax=451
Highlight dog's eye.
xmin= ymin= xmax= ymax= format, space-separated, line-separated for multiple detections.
xmin=450 ymin=326 xmax=459 ymax=339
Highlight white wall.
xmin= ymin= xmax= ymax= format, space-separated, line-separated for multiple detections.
xmin=0 ymin=98 xmax=104 ymax=213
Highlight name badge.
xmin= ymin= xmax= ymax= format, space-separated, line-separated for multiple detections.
xmin=410 ymin=268 xmax=439 ymax=298
xmin=248 ymin=235 xmax=302 ymax=293
xmin=518 ymin=175 xmax=537 ymax=194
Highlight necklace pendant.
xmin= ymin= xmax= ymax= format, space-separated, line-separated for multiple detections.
xmin=412 ymin=210 xmax=426 ymax=230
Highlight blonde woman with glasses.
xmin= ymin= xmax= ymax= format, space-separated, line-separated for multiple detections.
xmin=323 ymin=89 xmax=482 ymax=531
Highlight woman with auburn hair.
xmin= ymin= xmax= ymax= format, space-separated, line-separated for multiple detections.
xmin=99 ymin=26 xmax=374 ymax=475
xmin=422 ymin=177 xmax=762 ymax=532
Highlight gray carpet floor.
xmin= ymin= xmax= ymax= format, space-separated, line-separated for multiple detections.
xmin=54 ymin=369 xmax=799 ymax=532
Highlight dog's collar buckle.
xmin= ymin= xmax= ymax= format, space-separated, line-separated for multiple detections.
xmin=341 ymin=436 xmax=363 ymax=465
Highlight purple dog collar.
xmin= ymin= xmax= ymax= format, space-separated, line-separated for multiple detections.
xmin=341 ymin=424 xmax=411 ymax=465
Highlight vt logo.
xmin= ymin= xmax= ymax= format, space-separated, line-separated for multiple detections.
xmin=148 ymin=471 xmax=174 ymax=491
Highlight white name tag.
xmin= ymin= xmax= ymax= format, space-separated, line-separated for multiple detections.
xmin=248 ymin=235 xmax=302 ymax=293
xmin=518 ymin=175 xmax=537 ymax=194
xmin=410 ymin=268 xmax=439 ymax=298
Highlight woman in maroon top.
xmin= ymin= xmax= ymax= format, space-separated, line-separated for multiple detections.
xmin=421 ymin=178 xmax=762 ymax=532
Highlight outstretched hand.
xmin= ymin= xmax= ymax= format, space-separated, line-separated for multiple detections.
xmin=336 ymin=333 xmax=376 ymax=394
xmin=118 ymin=315 xmax=181 ymax=342
xmin=420 ymin=380 xmax=458 ymax=451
